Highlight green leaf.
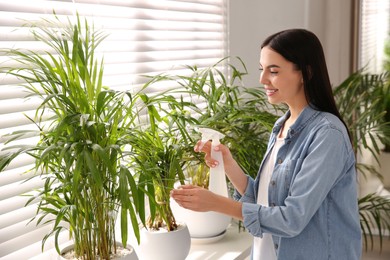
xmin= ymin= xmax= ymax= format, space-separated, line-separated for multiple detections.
xmin=120 ymin=207 xmax=128 ymax=248
xmin=83 ymin=149 xmax=103 ymax=186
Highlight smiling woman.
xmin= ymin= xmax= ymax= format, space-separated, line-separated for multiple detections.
xmin=170 ymin=29 xmax=362 ymax=260
xmin=0 ymin=1 xmax=228 ymax=259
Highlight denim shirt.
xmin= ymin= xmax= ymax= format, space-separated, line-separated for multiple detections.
xmin=234 ymin=106 xmax=362 ymax=260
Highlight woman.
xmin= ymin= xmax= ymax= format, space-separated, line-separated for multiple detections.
xmin=170 ymin=29 xmax=362 ymax=259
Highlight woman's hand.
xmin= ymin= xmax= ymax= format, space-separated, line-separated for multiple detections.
xmin=170 ymin=184 xmax=216 ymax=212
xmin=194 ymin=139 xmax=248 ymax=196
xmin=194 ymin=140 xmax=234 ymax=169
xmin=170 ymin=184 xmax=244 ymax=220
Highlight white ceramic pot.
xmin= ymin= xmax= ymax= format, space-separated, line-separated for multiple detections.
xmin=137 ymin=223 xmax=191 ymax=260
xmin=58 ymin=242 xmax=138 ymax=260
xmin=171 ymin=198 xmax=231 ymax=239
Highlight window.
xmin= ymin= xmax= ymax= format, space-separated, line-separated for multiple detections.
xmin=358 ymin=0 xmax=390 ymax=73
xmin=0 ymin=0 xmax=227 ymax=258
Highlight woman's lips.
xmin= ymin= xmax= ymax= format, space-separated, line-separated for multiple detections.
xmin=265 ymin=88 xmax=278 ymax=96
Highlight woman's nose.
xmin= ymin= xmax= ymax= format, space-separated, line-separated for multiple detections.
xmin=259 ymin=71 xmax=267 ymax=85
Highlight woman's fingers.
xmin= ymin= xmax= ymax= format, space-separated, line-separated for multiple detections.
xmin=175 ymin=184 xmax=197 ymax=190
xmin=194 ymin=140 xmax=210 ymax=152
xmin=170 ymin=185 xmax=210 ymax=212
xmin=194 ymin=140 xmax=220 ymax=167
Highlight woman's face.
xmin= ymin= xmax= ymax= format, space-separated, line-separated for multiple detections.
xmin=259 ymin=46 xmax=307 ymax=109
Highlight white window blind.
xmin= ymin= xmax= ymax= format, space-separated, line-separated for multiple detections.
xmin=0 ymin=0 xmax=227 ymax=259
xmin=358 ymin=0 xmax=390 ymax=73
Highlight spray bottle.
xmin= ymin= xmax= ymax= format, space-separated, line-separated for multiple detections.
xmin=198 ymin=128 xmax=228 ymax=197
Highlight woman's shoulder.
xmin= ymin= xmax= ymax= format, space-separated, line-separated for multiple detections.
xmin=311 ymin=111 xmax=352 ymax=146
xmin=315 ymin=111 xmax=346 ymax=130
xmin=298 ymin=106 xmax=344 ymax=130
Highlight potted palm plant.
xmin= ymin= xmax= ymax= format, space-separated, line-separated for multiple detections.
xmin=0 ymin=14 xmax=140 ymax=259
xmin=333 ymin=70 xmax=390 ymax=251
xmin=125 ymin=85 xmax=196 ymax=260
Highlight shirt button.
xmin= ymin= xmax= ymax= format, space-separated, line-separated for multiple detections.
xmin=270 ymin=202 xmax=276 ymax=207
xmin=271 ymin=180 xmax=276 ymax=186
xmin=277 ymin=158 xmax=283 ymax=164
xmin=274 ymin=243 xmax=279 ymax=250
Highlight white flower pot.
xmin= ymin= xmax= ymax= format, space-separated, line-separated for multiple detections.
xmin=58 ymin=242 xmax=138 ymax=260
xmin=136 ymin=223 xmax=191 ymax=260
xmin=171 ymin=198 xmax=231 ymax=239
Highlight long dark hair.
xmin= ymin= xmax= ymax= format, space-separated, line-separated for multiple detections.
xmin=261 ymin=29 xmax=351 ymax=140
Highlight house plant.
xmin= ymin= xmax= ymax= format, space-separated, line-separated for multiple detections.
xmin=334 ymin=71 xmax=390 ymax=178
xmin=0 ymin=14 xmax=140 ymax=259
xmin=125 ymin=85 xmax=196 ymax=259
xmin=333 ymin=70 xmax=390 ymax=251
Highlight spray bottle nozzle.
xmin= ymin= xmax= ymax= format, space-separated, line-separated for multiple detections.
xmin=198 ymin=128 xmax=225 ymax=150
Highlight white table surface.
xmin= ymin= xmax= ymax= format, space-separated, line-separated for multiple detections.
xmin=30 ymin=221 xmax=252 ymax=260
xmin=187 ymin=221 xmax=252 ymax=260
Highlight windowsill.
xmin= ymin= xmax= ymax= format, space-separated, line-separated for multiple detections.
xmin=187 ymin=221 xmax=252 ymax=260
xmin=30 ymin=221 xmax=252 ymax=260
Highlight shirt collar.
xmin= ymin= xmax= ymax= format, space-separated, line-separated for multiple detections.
xmin=272 ymin=105 xmax=320 ymax=138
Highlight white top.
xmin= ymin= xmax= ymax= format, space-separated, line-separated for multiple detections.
xmin=252 ymin=137 xmax=284 ymax=259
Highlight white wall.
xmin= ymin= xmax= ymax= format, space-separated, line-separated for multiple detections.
xmin=228 ymin=0 xmax=352 ymax=88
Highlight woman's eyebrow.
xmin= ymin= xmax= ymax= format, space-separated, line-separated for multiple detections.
xmin=259 ymin=63 xmax=281 ymax=69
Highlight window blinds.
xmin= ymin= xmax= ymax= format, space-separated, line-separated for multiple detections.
xmin=0 ymin=0 xmax=227 ymax=259
xmin=359 ymin=0 xmax=390 ymax=73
